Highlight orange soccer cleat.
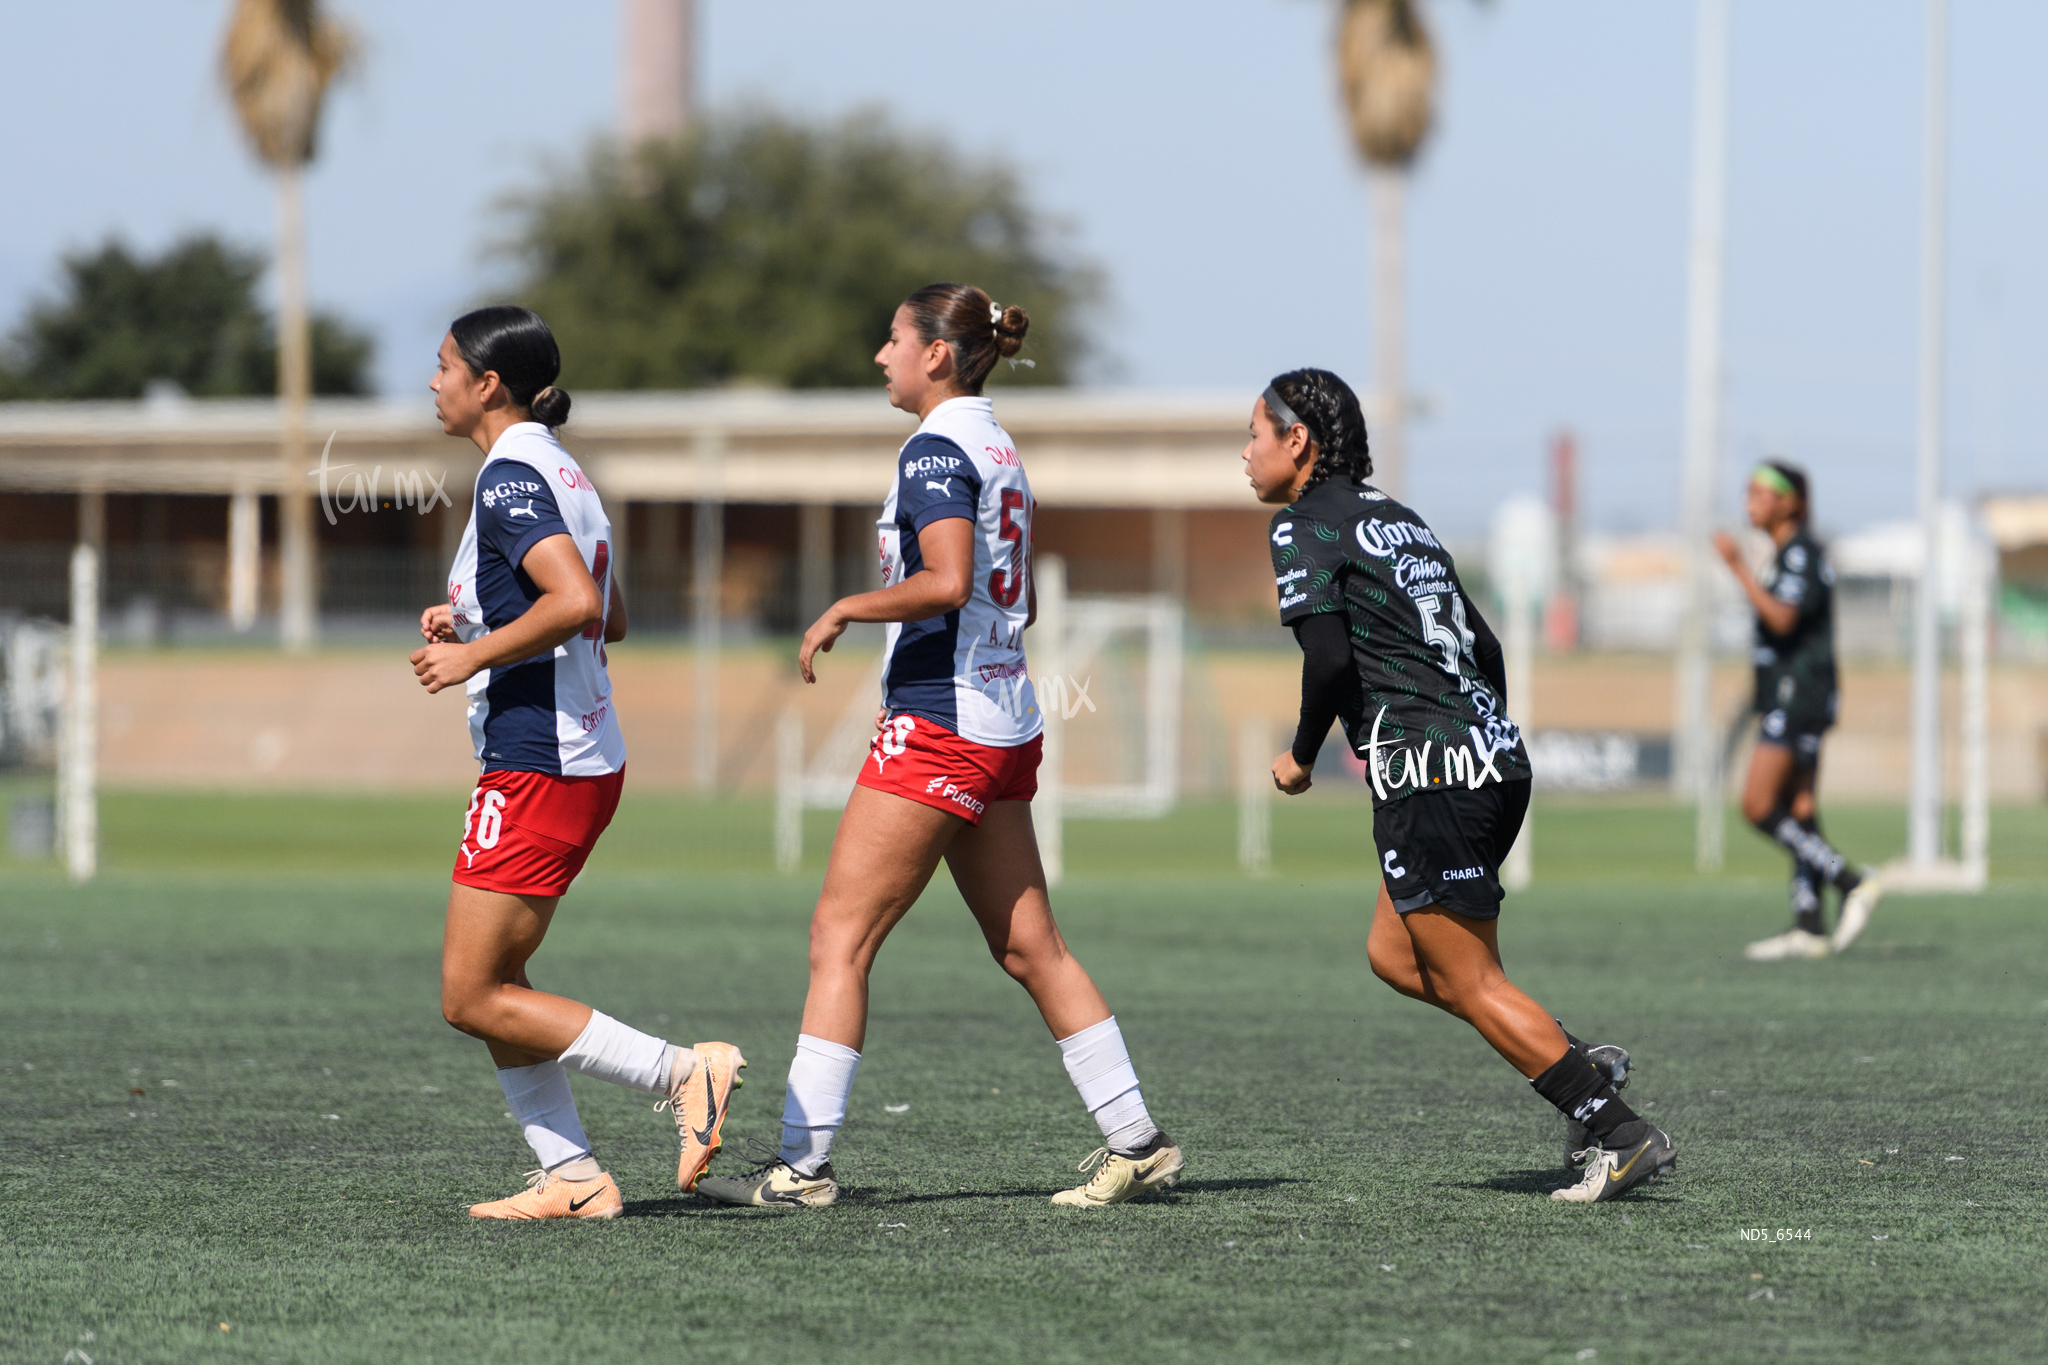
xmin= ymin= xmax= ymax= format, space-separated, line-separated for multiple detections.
xmin=659 ymin=1041 xmax=748 ymax=1191
xmin=467 ymin=1167 xmax=623 ymax=1221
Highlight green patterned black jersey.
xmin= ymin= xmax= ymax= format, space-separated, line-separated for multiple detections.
xmin=1751 ymin=527 xmax=1839 ymax=727
xmin=1269 ymin=477 xmax=1530 ymax=808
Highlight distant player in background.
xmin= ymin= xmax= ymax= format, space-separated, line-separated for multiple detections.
xmin=413 ymin=306 xmax=746 ymax=1220
xmin=697 ymin=284 xmax=1182 ymax=1211
xmin=1250 ymin=368 xmax=1673 ymax=1203
xmin=1712 ymin=462 xmax=1883 ymax=960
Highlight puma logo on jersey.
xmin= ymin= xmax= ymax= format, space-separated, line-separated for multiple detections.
xmin=506 ymin=501 xmax=539 ymax=520
xmin=926 ymin=479 xmax=953 ymax=496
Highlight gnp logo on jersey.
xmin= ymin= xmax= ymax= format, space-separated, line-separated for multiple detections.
xmin=904 ymin=453 xmax=964 ymax=478
xmin=480 ymin=479 xmax=542 ymax=509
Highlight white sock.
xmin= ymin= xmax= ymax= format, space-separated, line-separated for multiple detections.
xmin=779 ymin=1034 xmax=861 ymax=1177
xmin=558 ymin=1010 xmax=674 ymax=1093
xmin=496 ymin=1061 xmax=591 ymax=1169
xmin=1057 ymin=1016 xmax=1160 ymax=1156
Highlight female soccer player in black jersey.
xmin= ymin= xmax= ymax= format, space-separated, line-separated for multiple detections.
xmin=1247 ymin=367 xmax=1672 ymax=1203
xmin=1712 ymin=463 xmax=1882 ymax=960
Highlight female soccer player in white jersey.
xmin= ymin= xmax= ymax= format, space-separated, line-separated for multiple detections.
xmin=411 ymin=306 xmax=745 ymax=1220
xmin=1248 ymin=367 xmax=1673 ymax=1203
xmin=697 ymin=285 xmax=1182 ymax=1210
xmin=1713 ymin=463 xmax=1882 ymax=960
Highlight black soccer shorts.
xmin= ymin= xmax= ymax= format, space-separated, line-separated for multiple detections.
xmin=1757 ymin=708 xmax=1829 ymax=769
xmin=1371 ymin=779 xmax=1531 ymax=922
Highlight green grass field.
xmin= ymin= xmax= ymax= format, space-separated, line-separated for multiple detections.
xmin=4 ymin=792 xmax=2045 ymax=1364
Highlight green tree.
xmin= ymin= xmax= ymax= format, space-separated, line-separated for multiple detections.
xmin=0 ymin=234 xmax=373 ymax=400
xmin=505 ymin=109 xmax=1100 ymax=390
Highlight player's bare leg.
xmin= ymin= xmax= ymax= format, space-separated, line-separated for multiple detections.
xmin=443 ymin=884 xmax=743 ymax=1209
xmin=441 ymin=886 xmax=590 ymax=1064
xmin=799 ymin=785 xmax=960 ymax=1049
xmin=948 ymin=801 xmax=1179 ymax=1207
xmin=1366 ymin=886 xmax=1669 ymax=1200
xmin=1739 ymin=741 xmax=1877 ymax=959
xmin=704 ymin=789 xmax=1177 ymax=1210
xmin=702 ymin=787 xmax=953 ymax=1207
xmin=1372 ymin=891 xmax=1566 ymax=1079
xmin=946 ymin=800 xmax=1110 ymax=1039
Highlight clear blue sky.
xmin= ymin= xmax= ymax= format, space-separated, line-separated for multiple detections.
xmin=2 ymin=1 xmax=2041 ymax=536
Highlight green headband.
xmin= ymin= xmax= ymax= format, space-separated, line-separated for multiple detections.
xmin=1751 ymin=465 xmax=1797 ymax=498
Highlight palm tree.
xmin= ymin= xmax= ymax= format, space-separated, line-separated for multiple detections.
xmin=222 ymin=0 xmax=353 ymax=651
xmin=1337 ymin=0 xmax=1438 ymax=502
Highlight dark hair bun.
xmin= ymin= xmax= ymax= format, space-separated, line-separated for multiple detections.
xmin=902 ymin=284 xmax=1032 ymax=395
xmin=448 ymin=305 xmax=567 ymax=422
xmin=993 ymin=305 xmax=1029 ymax=359
xmin=530 ymin=385 xmax=572 ymax=428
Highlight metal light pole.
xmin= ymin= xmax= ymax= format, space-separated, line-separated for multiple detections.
xmin=1907 ymin=0 xmax=1949 ymax=869
xmin=1673 ymin=0 xmax=1731 ymax=871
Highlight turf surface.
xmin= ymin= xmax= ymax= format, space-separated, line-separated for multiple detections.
xmin=4 ymin=795 xmax=2045 ymax=1363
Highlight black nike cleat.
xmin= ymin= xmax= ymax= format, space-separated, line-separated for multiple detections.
xmin=1561 ymin=1043 xmax=1632 ymax=1168
xmin=1550 ymin=1125 xmax=1675 ymax=1204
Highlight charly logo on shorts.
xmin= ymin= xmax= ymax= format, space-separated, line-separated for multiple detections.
xmin=1441 ymin=866 xmax=1484 ymax=882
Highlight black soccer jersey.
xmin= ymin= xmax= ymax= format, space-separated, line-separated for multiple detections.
xmin=1269 ymin=477 xmax=1529 ymax=807
xmin=1751 ymin=527 xmax=1838 ymax=726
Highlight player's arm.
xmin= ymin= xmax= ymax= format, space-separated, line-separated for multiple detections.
xmin=1712 ymin=532 xmax=1798 ymax=635
xmin=411 ymin=534 xmax=602 ymax=693
xmin=1458 ymin=585 xmax=1509 ymax=698
xmin=798 ymin=518 xmax=973 ymax=683
xmin=1274 ymin=611 xmax=1349 ymax=796
xmin=603 ymin=573 xmax=628 ymax=643
xmin=1025 ymin=541 xmax=1037 ymax=630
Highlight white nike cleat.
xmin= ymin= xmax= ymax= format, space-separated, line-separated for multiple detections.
xmin=696 ymin=1159 xmax=839 ymax=1208
xmin=1831 ymin=876 xmax=1884 ymax=953
xmin=1050 ymin=1132 xmax=1184 ymax=1208
xmin=1551 ymin=1126 xmax=1675 ymax=1204
xmin=1744 ymin=928 xmax=1832 ymax=962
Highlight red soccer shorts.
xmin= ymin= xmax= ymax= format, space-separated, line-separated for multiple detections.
xmin=854 ymin=714 xmax=1040 ymax=825
xmin=453 ymin=767 xmax=626 ymax=898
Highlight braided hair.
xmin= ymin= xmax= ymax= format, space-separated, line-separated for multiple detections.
xmin=1266 ymin=368 xmax=1373 ymax=490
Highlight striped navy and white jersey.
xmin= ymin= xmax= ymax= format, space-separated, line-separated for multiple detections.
xmin=875 ymin=396 xmax=1042 ymax=747
xmin=445 ymin=422 xmax=625 ymax=777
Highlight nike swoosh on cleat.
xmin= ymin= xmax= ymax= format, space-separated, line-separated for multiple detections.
xmin=1608 ymin=1144 xmax=1653 ymax=1186
xmin=568 ymin=1188 xmax=607 ymax=1212
xmin=691 ymin=1066 xmax=721 ymax=1147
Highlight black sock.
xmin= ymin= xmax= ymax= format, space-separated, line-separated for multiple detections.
xmin=1532 ymin=1045 xmax=1645 ymax=1148
xmin=1762 ymin=809 xmax=1855 ymax=891
xmin=1800 ymin=815 xmax=1861 ymax=894
xmin=1790 ymin=864 xmax=1825 ymax=937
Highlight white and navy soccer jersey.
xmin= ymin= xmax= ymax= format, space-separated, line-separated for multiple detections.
xmin=875 ymin=396 xmax=1042 ymax=748
xmin=446 ymin=422 xmax=626 ymax=777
